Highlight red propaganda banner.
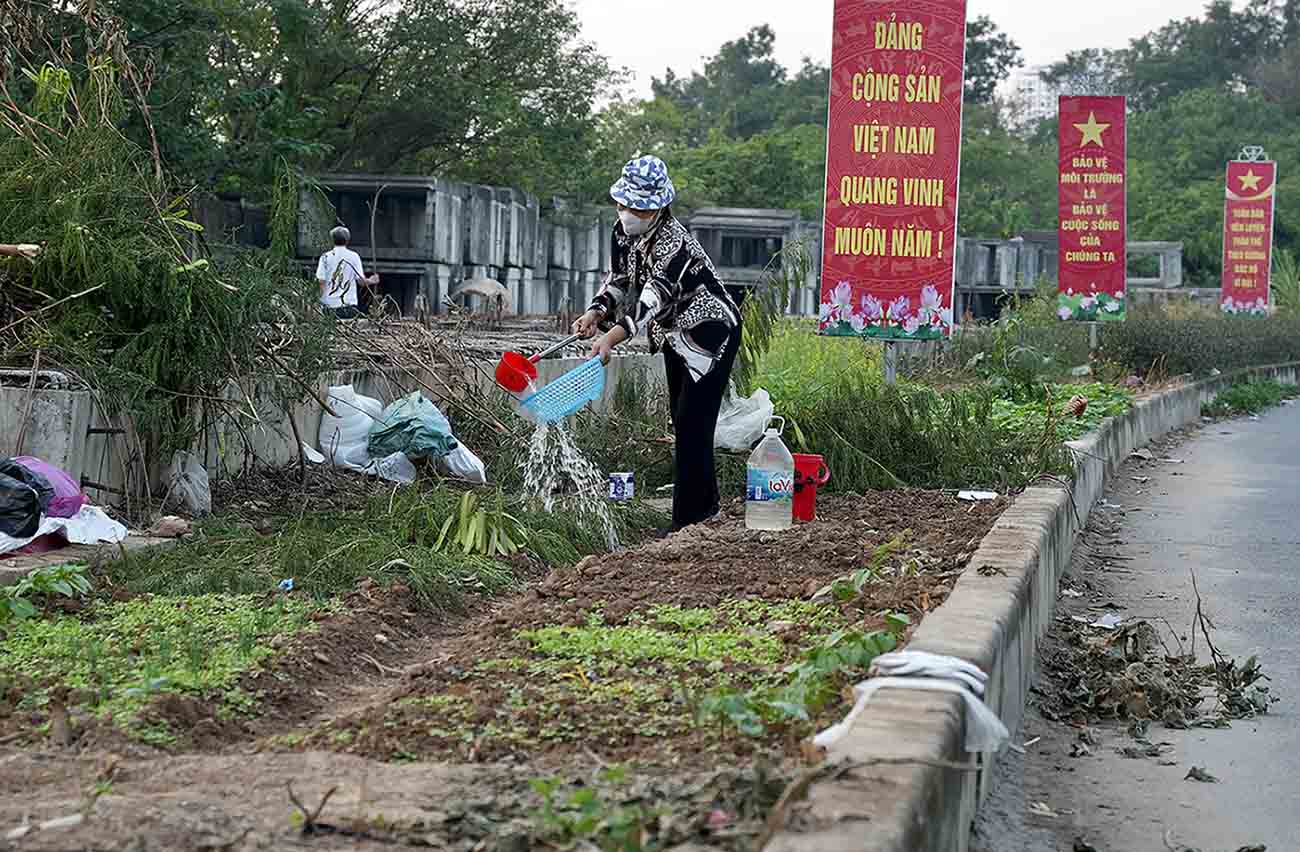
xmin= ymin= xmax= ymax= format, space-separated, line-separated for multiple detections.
xmin=1057 ymin=96 xmax=1126 ymax=322
xmin=818 ymin=1 xmax=968 ymax=340
xmin=1221 ymin=157 xmax=1277 ymax=315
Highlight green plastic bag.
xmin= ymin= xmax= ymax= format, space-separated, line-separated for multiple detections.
xmin=367 ymin=392 xmax=458 ymax=460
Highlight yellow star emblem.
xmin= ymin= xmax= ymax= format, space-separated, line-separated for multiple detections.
xmin=1073 ymin=112 xmax=1111 ymax=147
xmin=1238 ymin=169 xmax=1263 ymax=191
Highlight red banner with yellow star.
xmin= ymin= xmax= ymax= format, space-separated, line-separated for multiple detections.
xmin=1221 ymin=159 xmax=1277 ymax=315
xmin=1057 ymin=96 xmax=1127 ymax=322
xmin=818 ymin=0 xmax=968 ymax=341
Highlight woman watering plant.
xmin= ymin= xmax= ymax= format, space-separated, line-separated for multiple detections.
xmin=573 ymin=156 xmax=743 ymax=532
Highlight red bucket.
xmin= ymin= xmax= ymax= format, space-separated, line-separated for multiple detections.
xmin=495 ymin=351 xmax=538 ymax=394
xmin=793 ymin=453 xmax=831 ymax=522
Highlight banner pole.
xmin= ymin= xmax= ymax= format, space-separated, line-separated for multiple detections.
xmin=1089 ymin=322 xmax=1099 ymax=354
xmin=884 ymin=340 xmax=898 ymax=385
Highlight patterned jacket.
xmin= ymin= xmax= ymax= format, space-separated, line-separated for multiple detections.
xmin=587 ymin=214 xmax=741 ymax=380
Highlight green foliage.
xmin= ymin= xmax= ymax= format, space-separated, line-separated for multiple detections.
xmin=0 ymin=593 xmax=319 ymax=743
xmin=0 ymin=564 xmax=92 ymax=627
xmin=434 ymin=491 xmax=527 ymax=558
xmin=1102 ymin=309 xmax=1300 ymax=376
xmin=771 ymin=368 xmax=1073 ymax=493
xmin=813 ymin=535 xmax=908 ymax=603
xmin=744 ymin=317 xmax=880 ymax=403
xmin=734 ymin=240 xmax=817 ymax=398
xmin=519 ymin=614 xmax=785 ymax=668
xmin=1273 ymin=248 xmax=1300 ymax=316
xmin=993 ymin=383 xmax=1134 ymax=442
xmin=114 ymin=485 xmax=661 ymax=611
xmin=0 ymin=50 xmax=334 ymax=455
xmin=17 ymin=0 xmax=615 ymax=199
xmin=530 ymin=766 xmax=657 ymax=851
xmin=1202 ymin=379 xmax=1300 ymax=417
xmin=694 ymin=629 xmax=898 ymax=738
xmin=963 ymin=15 xmax=1025 ymax=104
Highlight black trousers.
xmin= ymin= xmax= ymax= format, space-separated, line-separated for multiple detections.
xmin=664 ymin=323 xmax=741 ymax=530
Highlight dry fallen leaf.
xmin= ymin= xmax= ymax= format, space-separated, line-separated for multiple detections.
xmin=1185 ymin=766 xmax=1219 ymax=783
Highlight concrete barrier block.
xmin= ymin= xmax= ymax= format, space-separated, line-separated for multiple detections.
xmin=550 ymin=224 xmax=574 ymax=270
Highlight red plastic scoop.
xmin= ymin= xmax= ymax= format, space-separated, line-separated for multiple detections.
xmin=495 ymin=334 xmax=582 ymax=393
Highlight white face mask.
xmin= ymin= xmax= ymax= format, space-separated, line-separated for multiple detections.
xmin=619 ymin=209 xmax=655 ymax=236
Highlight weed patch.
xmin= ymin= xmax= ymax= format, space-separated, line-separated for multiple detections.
xmin=297 ymin=595 xmax=857 ymax=763
xmin=1202 ymin=379 xmax=1299 ymax=417
xmin=0 ymin=593 xmax=322 ymax=745
xmin=113 ymin=484 xmax=663 ymax=611
xmin=993 ymin=383 xmax=1134 ymax=441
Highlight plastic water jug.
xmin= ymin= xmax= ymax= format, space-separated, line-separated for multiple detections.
xmin=746 ymin=416 xmax=795 ymax=531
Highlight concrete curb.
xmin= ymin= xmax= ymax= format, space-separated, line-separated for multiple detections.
xmin=770 ymin=362 xmax=1300 ymax=852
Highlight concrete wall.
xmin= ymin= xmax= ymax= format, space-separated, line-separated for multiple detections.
xmin=771 ymin=361 xmax=1300 ymax=852
xmin=1 ymin=354 xmax=667 ymax=503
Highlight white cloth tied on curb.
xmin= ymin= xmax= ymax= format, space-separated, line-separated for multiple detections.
xmin=812 ymin=650 xmax=1010 ymax=754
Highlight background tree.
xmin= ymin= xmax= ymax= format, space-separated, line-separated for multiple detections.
xmin=963 ymin=15 xmax=1023 ymax=104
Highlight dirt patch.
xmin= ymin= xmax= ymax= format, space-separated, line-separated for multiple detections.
xmin=0 ymin=751 xmax=785 ymax=852
xmin=521 ymin=490 xmax=1002 ymax=627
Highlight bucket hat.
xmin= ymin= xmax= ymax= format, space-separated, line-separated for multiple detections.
xmin=610 ymin=155 xmax=676 ymax=210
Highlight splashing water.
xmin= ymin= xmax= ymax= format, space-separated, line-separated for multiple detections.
xmin=521 ymin=420 xmax=619 ymax=550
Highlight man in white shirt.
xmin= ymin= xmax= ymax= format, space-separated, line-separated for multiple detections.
xmin=316 ymin=226 xmax=378 ymax=319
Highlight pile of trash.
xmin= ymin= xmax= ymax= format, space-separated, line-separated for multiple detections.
xmin=0 ymin=456 xmax=126 ymax=557
xmin=313 ymin=385 xmax=486 ymax=486
xmin=1040 ymin=617 xmax=1273 ymax=729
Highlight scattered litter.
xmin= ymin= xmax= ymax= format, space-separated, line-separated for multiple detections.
xmin=1069 ymin=742 xmax=1092 ymax=757
xmin=166 ymin=450 xmax=212 ymax=516
xmin=1041 ymin=616 xmax=1276 ymax=731
xmin=1073 ymin=840 xmax=1100 ymax=852
xmin=4 ymin=813 xmax=84 ymax=841
xmin=146 ymin=515 xmax=191 ymax=538
xmin=1159 ymin=458 xmax=1185 ymax=464
xmin=715 ymin=387 xmax=775 ymax=451
xmin=1029 ymin=802 xmax=1059 ymax=818
xmin=0 ymin=504 xmax=128 ymax=557
xmin=1023 ymin=736 xmax=1042 ymax=748
xmin=436 ymin=444 xmax=488 ymax=485
xmin=1130 ymin=475 xmax=1151 ymax=484
xmin=1185 ymin=766 xmax=1219 ymax=783
xmin=368 ymin=392 xmax=457 ymax=460
xmin=301 ymin=443 xmax=326 ymax=464
xmin=959 ymin=490 xmax=999 ymax=502
xmin=1130 ymin=449 xmax=1155 ymax=461
xmin=1062 ymin=588 xmax=1085 ymax=598
xmin=1071 ymin=365 xmax=1093 ymax=378
xmin=1091 ymin=613 xmax=1124 ymax=630
xmin=1118 ymin=743 xmax=1167 ymax=759
xmin=278 ymin=579 xmax=294 ymax=592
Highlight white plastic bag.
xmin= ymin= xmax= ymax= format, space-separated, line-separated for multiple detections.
xmin=318 ymin=385 xmax=383 ymax=468
xmin=0 ymin=505 xmax=127 ymax=556
xmin=715 ymin=388 xmax=775 ymax=451
xmin=166 ymin=451 xmax=211 ymax=516
xmin=437 ymin=444 xmax=488 ymax=485
xmin=373 ymin=452 xmax=417 ymax=484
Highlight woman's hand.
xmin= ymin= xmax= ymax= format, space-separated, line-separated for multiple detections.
xmin=590 ymin=325 xmax=627 ymax=365
xmin=572 ymin=309 xmax=601 ymax=339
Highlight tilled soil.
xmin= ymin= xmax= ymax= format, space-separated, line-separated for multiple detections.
xmin=283 ymin=492 xmax=1004 ymax=768
xmin=1 ymin=490 xmax=1007 ymax=851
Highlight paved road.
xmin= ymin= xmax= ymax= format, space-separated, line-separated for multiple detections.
xmin=973 ymin=401 xmax=1300 ymax=851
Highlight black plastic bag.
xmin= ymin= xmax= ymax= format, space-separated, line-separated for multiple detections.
xmin=0 ymin=458 xmax=54 ymax=538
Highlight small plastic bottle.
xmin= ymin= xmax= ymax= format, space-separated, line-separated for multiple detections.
xmin=746 ymin=417 xmax=795 ymax=531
